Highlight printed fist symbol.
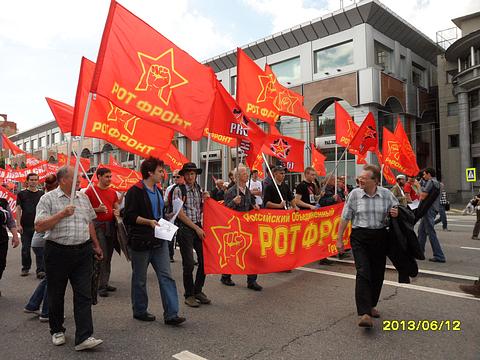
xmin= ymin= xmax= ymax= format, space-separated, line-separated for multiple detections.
xmin=147 ymin=64 xmax=171 ymax=89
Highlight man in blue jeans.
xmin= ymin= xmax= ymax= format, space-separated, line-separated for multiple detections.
xmin=124 ymin=157 xmax=185 ymax=325
xmin=418 ymin=168 xmax=446 ymax=263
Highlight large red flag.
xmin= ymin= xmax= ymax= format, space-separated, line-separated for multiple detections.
xmin=93 ymin=163 xmax=141 ymax=192
xmin=72 ymin=57 xmax=174 ymax=158
xmin=382 ymin=128 xmax=417 ymax=176
xmin=311 ymin=144 xmax=326 ymax=176
xmin=91 ymin=1 xmax=216 ymax=140
xmin=394 ymin=119 xmax=419 ymax=175
xmin=1 ymin=134 xmax=25 ymax=155
xmin=262 ymin=134 xmax=305 ymax=173
xmin=375 ymin=150 xmax=396 ymax=185
xmin=348 ymin=112 xmax=378 ymax=156
xmin=335 ymin=101 xmax=359 ymax=148
xmin=46 ymin=97 xmax=73 ymax=134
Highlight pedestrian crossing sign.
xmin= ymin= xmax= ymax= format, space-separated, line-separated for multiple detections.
xmin=466 ymin=168 xmax=476 ymax=182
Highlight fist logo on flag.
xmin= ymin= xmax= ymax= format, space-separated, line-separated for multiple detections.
xmin=135 ymin=49 xmax=188 ymax=106
xmin=387 ymin=140 xmax=401 ymax=161
xmin=211 ymin=217 xmax=253 ymax=270
xmin=107 ymin=102 xmax=140 ymax=136
xmin=257 ymin=74 xmax=277 ymax=103
xmin=275 ymin=90 xmax=298 ymax=113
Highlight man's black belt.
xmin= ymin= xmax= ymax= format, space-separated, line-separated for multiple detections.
xmin=46 ymin=240 xmax=92 ymax=249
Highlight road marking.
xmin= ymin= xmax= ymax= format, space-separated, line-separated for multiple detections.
xmin=461 ymin=246 xmax=480 ymax=251
xmin=173 ymin=351 xmax=208 ymax=360
xmin=446 ymin=224 xmax=474 ymax=227
xmin=325 ymin=257 xmax=478 ymax=281
xmin=297 ymin=267 xmax=480 ymax=301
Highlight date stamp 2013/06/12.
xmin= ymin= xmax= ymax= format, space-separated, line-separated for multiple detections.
xmin=383 ymin=320 xmax=461 ymax=331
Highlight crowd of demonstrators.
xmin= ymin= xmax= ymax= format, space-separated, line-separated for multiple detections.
xmin=85 ymin=168 xmax=120 ymax=298
xmin=24 ymin=175 xmax=58 ymax=322
xmin=123 ymin=158 xmax=185 ymax=325
xmin=220 ymin=164 xmax=262 ymax=291
xmin=318 ymin=175 xmax=343 ymax=207
xmin=16 ymin=173 xmax=45 ymax=278
xmin=34 ymin=166 xmax=104 ymax=351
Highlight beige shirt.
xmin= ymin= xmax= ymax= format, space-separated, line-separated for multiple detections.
xmin=35 ymin=187 xmax=96 ymax=245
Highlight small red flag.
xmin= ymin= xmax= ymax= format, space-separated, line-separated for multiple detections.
xmin=93 ymin=163 xmax=141 ymax=192
xmin=46 ymin=97 xmax=73 ymax=134
xmin=58 ymin=153 xmax=91 ymax=170
xmin=91 ymin=1 xmax=216 ymax=140
xmin=348 ymin=112 xmax=378 ymax=156
xmin=335 ymin=101 xmax=359 ymax=148
xmin=311 ymin=144 xmax=326 ymax=176
xmin=1 ymin=134 xmax=25 ymax=155
xmin=394 ymin=119 xmax=419 ymax=176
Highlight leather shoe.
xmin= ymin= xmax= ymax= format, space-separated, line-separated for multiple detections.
xmin=358 ymin=314 xmax=373 ymax=328
xmin=247 ymin=282 xmax=263 ymax=291
xmin=195 ymin=292 xmax=211 ymax=304
xmin=106 ymin=285 xmax=117 ymax=292
xmin=184 ymin=296 xmax=200 ymax=308
xmin=221 ymin=277 xmax=235 ymax=286
xmin=428 ymin=258 xmax=446 ymax=263
xmin=371 ymin=308 xmax=380 ymax=318
xmin=98 ymin=289 xmax=109 ymax=297
xmin=164 ymin=316 xmax=186 ymax=326
xmin=133 ymin=312 xmax=156 ymax=321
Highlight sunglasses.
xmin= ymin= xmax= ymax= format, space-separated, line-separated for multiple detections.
xmin=173 ymin=176 xmax=181 ymax=178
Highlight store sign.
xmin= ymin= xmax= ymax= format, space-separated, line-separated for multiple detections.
xmin=315 ymin=136 xmax=336 ymax=149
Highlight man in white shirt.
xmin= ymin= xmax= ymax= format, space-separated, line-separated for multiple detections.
xmin=248 ymin=170 xmax=263 ymax=207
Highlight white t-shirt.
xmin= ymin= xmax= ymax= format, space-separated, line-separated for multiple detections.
xmin=249 ymin=179 xmax=263 ymax=206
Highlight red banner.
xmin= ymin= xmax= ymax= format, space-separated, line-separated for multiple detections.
xmin=0 ymin=163 xmax=55 ymax=183
xmin=203 ymin=199 xmax=351 ymax=274
xmin=0 ymin=185 xmax=17 ymax=217
xmin=93 ymin=163 xmax=141 ymax=192
xmin=91 ymin=1 xmax=216 ymax=140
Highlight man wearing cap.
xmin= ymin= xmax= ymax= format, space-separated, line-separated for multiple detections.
xmin=173 ymin=162 xmax=211 ymax=307
xmin=391 ymin=174 xmax=408 ymax=206
xmin=263 ymin=165 xmax=296 ymax=210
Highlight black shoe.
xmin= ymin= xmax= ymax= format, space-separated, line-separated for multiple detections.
xmin=98 ymin=289 xmax=109 ymax=297
xmin=429 ymin=258 xmax=446 ymax=263
xmin=21 ymin=270 xmax=29 ymax=277
xmin=318 ymin=258 xmax=334 ymax=265
xmin=164 ymin=316 xmax=186 ymax=326
xmin=133 ymin=312 xmax=156 ymax=321
xmin=220 ymin=277 xmax=235 ymax=286
xmin=106 ymin=285 xmax=117 ymax=292
xmin=247 ymin=282 xmax=263 ymax=291
xmin=338 ymin=252 xmax=350 ymax=259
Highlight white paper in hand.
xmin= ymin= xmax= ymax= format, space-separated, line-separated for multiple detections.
xmin=154 ymin=218 xmax=178 ymax=241
xmin=169 ymin=198 xmax=184 ymax=224
xmin=408 ymin=199 xmax=420 ymax=210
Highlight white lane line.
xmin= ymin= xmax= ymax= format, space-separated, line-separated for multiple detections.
xmin=461 ymin=246 xmax=480 ymax=251
xmin=326 ymin=257 xmax=478 ymax=281
xmin=446 ymin=224 xmax=474 ymax=227
xmin=173 ymin=351 xmax=208 ymax=360
xmin=297 ymin=267 xmax=480 ymax=301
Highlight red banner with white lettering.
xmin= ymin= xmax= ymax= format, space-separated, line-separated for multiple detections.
xmin=0 ymin=185 xmax=17 ymax=216
xmin=203 ymin=199 xmax=351 ymax=274
xmin=0 ymin=163 xmax=55 ymax=183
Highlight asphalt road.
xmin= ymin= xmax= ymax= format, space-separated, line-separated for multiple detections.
xmin=1 ymin=213 xmax=479 ymax=360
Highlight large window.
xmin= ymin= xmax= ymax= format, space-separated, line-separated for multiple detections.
xmin=314 ymin=41 xmax=353 ymax=74
xmin=412 ymin=62 xmax=426 ymax=87
xmin=374 ymin=41 xmax=393 ymax=72
xmin=270 ymin=57 xmax=301 ymax=85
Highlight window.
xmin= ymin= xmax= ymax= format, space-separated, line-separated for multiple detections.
xmin=473 ymin=121 xmax=480 ymax=144
xmin=412 ymin=62 xmax=426 ymax=87
xmin=448 ymin=134 xmax=459 ymax=148
xmin=53 ymin=132 xmax=60 ymax=144
xmin=314 ymin=41 xmax=353 ymax=74
xmin=230 ymin=76 xmax=236 ymax=96
xmin=39 ymin=137 xmax=44 ymax=148
xmin=374 ymin=41 xmax=393 ymax=72
xmin=400 ymin=55 xmax=406 ymax=79
xmin=46 ymin=134 xmax=50 ymax=146
xmin=270 ymin=57 xmax=301 ymax=85
xmin=470 ymin=90 xmax=480 ymax=108
xmin=32 ymin=139 xmax=38 ymax=150
xmin=447 ymin=102 xmax=458 ymax=116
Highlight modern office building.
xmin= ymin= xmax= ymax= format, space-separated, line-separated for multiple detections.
xmin=437 ymin=11 xmax=480 ymax=202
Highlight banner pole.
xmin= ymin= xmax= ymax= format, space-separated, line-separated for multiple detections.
xmin=70 ymin=92 xmax=92 ymax=204
xmin=344 ymin=149 xmax=348 ymax=191
xmin=66 ymin=134 xmax=73 ymax=166
xmin=204 ymin=133 xmax=211 ymax=192
xmin=380 ymin=164 xmax=384 ymax=186
xmin=262 ymin=152 xmax=286 ymax=210
xmin=320 ymin=145 xmax=349 ymax=194
xmin=235 ymin=144 xmax=239 ymax=197
xmin=72 ymin=148 xmax=102 ymax=205
xmin=334 ymin=144 xmax=338 ymax=195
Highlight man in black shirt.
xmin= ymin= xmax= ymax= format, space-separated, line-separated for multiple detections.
xmin=210 ymin=179 xmax=225 ymax=201
xmin=295 ymin=167 xmax=318 ymax=210
xmin=16 ymin=173 xmax=45 ymax=278
xmin=263 ymin=166 xmax=296 ymax=210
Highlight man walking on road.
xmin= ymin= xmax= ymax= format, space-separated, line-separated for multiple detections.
xmin=35 ymin=166 xmax=104 ymax=351
xmin=16 ymin=173 xmax=44 ymax=278
xmin=337 ymin=164 xmax=398 ymax=328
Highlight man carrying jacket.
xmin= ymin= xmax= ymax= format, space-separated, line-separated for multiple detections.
xmin=124 ymin=157 xmax=185 ymax=325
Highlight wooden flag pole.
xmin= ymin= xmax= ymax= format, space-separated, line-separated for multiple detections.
xmin=204 ymin=133 xmax=211 ymax=192
xmin=262 ymin=152 xmax=287 ymax=210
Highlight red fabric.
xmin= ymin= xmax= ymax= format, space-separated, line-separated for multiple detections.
xmin=356 ymin=153 xmax=367 ymax=165
xmin=46 ymin=97 xmax=73 ymax=134
xmin=251 ymin=153 xmax=265 ymax=178
xmin=311 ymin=143 xmax=326 ymax=176
xmin=0 ymin=185 xmax=17 ymax=217
xmin=26 ymin=155 xmax=47 ymax=167
xmin=85 ymin=185 xmax=118 ymax=222
xmin=58 ymin=153 xmax=91 ymax=171
xmin=72 ymin=57 xmax=174 ymax=157
xmin=335 ymin=101 xmax=359 ymax=148
xmin=163 ymin=143 xmax=189 ymax=171
xmin=0 ymin=163 xmax=51 ymax=182
xmin=404 ymin=182 xmax=419 ymax=201
xmin=109 ymin=155 xmax=120 ymax=167
xmin=394 ymin=119 xmax=420 ymax=176
xmin=382 ymin=128 xmax=417 ymax=176
xmin=91 ymin=1 xmax=216 ymax=140
xmin=93 ymin=164 xmax=142 ymax=192
xmin=203 ymin=199 xmax=351 ymax=274
xmin=262 ymin=134 xmax=305 ymax=172
xmin=348 ymin=112 xmax=378 ymax=155
xmin=1 ymin=134 xmax=25 ymax=155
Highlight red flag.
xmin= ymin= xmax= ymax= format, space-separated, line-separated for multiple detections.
xmin=394 ymin=119 xmax=419 ymax=175
xmin=335 ymin=101 xmax=359 ymax=148
xmin=348 ymin=113 xmax=377 ymax=156
xmin=109 ymin=155 xmax=120 ymax=167
xmin=72 ymin=57 xmax=174 ymax=158
xmin=58 ymin=153 xmax=91 ymax=170
xmin=262 ymin=134 xmax=305 ymax=173
xmin=203 ymin=128 xmax=237 ymax=147
xmin=251 ymin=153 xmax=265 ymax=178
xmin=93 ymin=163 xmax=141 ymax=192
xmin=163 ymin=143 xmax=189 ymax=171
xmin=46 ymin=97 xmax=73 ymax=134
xmin=91 ymin=1 xmax=216 ymax=140
xmin=26 ymin=155 xmax=47 ymax=167
xmin=382 ymin=128 xmax=417 ymax=176
xmin=0 ymin=185 xmax=17 ymax=216
xmin=383 ymin=163 xmax=397 ymax=185
xmin=356 ymin=153 xmax=367 ymax=165
xmin=311 ymin=144 xmax=326 ymax=176
xmin=1 ymin=134 xmax=25 ymax=155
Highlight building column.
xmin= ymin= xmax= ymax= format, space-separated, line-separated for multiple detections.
xmin=458 ymin=91 xmax=472 ymax=200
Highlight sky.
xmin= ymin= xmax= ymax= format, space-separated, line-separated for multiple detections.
xmin=0 ymin=0 xmax=479 ymax=132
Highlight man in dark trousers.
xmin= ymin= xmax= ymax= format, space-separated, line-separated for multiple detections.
xmin=17 ymin=173 xmax=45 ymax=278
xmin=337 ymin=164 xmax=398 ymax=328
xmin=0 ymin=197 xmax=20 ymax=296
xmin=124 ymin=157 xmax=185 ymax=325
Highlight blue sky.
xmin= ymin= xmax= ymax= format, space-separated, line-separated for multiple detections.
xmin=0 ymin=0 xmax=478 ymax=132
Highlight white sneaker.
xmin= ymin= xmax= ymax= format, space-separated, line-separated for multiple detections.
xmin=52 ymin=332 xmax=66 ymax=346
xmin=74 ymin=337 xmax=103 ymax=351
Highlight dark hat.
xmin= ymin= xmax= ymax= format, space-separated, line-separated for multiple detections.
xmin=179 ymin=162 xmax=203 ymax=176
xmin=272 ymin=165 xmax=287 ymax=173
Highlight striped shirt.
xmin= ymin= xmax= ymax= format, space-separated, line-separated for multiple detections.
xmin=341 ymin=186 xmax=398 ymax=229
xmin=35 ymin=187 xmax=96 ymax=245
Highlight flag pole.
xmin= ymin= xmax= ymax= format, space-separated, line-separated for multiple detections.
xmin=334 ymin=144 xmax=338 ymax=195
xmin=321 ymin=145 xmax=349 ymax=194
xmin=344 ymin=150 xmax=348 ymax=192
xmin=380 ymin=164 xmax=384 ymax=186
xmin=70 ymin=92 xmax=92 ymax=204
xmin=235 ymin=144 xmax=239 ymax=196
xmin=66 ymin=134 xmax=73 ymax=166
xmin=262 ymin=152 xmax=287 ymax=210
xmin=204 ymin=133 xmax=211 ymax=192
xmin=72 ymin=148 xmax=102 ymax=205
